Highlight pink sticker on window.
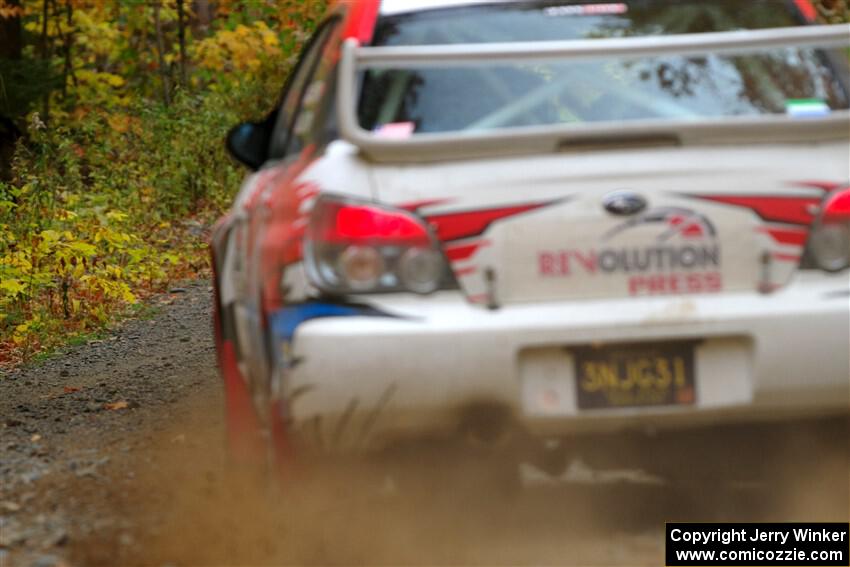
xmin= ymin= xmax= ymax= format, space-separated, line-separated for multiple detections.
xmin=545 ymin=3 xmax=628 ymax=16
xmin=374 ymin=121 xmax=415 ymax=139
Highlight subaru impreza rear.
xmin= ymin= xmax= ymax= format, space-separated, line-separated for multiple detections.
xmin=213 ymin=0 xmax=850 ymax=467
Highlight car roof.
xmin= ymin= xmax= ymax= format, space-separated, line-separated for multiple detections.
xmin=378 ymin=0 xmax=514 ymax=16
xmin=375 ymin=0 xmax=818 ymax=19
xmin=334 ymin=0 xmax=818 ymax=46
xmin=334 ymin=0 xmax=517 ymax=44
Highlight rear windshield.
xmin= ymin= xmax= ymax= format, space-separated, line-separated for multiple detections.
xmin=358 ymin=0 xmax=849 ymax=134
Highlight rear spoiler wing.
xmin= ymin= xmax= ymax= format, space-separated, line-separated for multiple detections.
xmin=336 ymin=24 xmax=850 ymax=163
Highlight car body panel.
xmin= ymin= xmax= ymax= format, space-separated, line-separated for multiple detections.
xmin=368 ymin=141 xmax=847 ymax=304
xmin=285 ymin=271 xmax=848 ymax=452
xmin=211 ymin=0 xmax=850 ymax=458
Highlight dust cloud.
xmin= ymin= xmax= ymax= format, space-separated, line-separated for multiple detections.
xmin=68 ymin=386 xmax=848 ymax=567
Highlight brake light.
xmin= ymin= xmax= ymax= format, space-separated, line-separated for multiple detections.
xmin=306 ymin=196 xmax=450 ymax=294
xmin=316 ymin=202 xmax=431 ymax=245
xmin=821 ymin=188 xmax=850 ymax=223
xmin=807 ymin=187 xmax=850 ymax=272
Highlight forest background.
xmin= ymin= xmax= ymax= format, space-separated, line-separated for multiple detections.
xmin=0 ymin=0 xmax=325 ymax=365
xmin=0 ymin=0 xmax=847 ymax=365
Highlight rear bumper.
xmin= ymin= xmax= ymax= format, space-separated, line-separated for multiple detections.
xmin=279 ymin=272 xmax=849 ymax=452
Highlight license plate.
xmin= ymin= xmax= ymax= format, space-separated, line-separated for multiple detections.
xmin=573 ymin=341 xmax=697 ymax=410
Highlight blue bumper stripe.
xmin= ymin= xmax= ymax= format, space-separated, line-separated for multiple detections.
xmin=268 ymin=302 xmax=385 ymax=343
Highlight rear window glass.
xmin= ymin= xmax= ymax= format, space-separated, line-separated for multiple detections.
xmin=358 ymin=0 xmax=849 ymax=134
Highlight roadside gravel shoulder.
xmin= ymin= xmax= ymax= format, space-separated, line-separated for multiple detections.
xmin=0 ymin=281 xmax=218 ymax=567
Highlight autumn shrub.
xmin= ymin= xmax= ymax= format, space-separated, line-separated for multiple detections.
xmin=815 ymin=0 xmax=850 ymax=22
xmin=0 ymin=73 xmax=289 ymax=362
xmin=0 ymin=0 xmax=325 ymax=365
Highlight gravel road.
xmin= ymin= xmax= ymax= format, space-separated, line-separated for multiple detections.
xmin=0 ymin=282 xmax=217 ymax=567
xmin=1 ymin=282 xmax=847 ymax=567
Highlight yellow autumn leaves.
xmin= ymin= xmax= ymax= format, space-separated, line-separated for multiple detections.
xmin=0 ymin=0 xmax=326 ymax=364
xmin=192 ymin=21 xmax=281 ymax=76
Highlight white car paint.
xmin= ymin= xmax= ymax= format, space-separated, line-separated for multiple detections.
xmin=257 ymin=138 xmax=850 ymax=452
xmin=286 ymin=272 xmax=848 ymax=451
xmin=379 ymin=0 xmax=514 ymax=16
xmin=215 ymin=15 xmax=850 ymax=456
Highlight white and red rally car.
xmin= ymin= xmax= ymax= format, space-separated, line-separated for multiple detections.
xmin=211 ymin=0 xmax=850 ymax=476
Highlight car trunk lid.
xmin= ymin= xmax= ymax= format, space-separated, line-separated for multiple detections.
xmin=372 ymin=142 xmax=845 ymax=306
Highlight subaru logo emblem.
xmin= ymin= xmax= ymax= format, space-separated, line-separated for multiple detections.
xmin=603 ymin=191 xmax=647 ymax=216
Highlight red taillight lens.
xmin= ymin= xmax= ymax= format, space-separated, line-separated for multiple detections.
xmin=822 ymin=188 xmax=850 ymax=224
xmin=306 ymin=196 xmax=449 ymax=294
xmin=315 ymin=201 xmax=431 ymax=246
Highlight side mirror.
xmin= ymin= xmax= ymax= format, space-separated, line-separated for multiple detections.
xmin=225 ymin=121 xmax=270 ymax=170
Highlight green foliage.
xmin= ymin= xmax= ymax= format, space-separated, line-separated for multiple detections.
xmin=0 ymin=0 xmax=326 ymax=365
xmin=0 ymin=58 xmax=59 ymax=118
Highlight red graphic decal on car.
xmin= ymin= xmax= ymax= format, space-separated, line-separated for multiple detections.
xmin=425 ymin=201 xmax=557 ymax=242
xmin=685 ymin=188 xmax=850 ymax=250
xmin=686 ymin=194 xmax=821 ymax=226
xmin=340 ymin=0 xmax=380 ymax=43
xmin=444 ymin=239 xmax=491 ymax=262
xmin=757 ymin=226 xmax=809 ymax=246
xmin=793 ymin=0 xmax=818 ymax=21
xmin=603 ymin=207 xmax=716 ymax=242
xmin=401 ymin=200 xmax=559 ymax=284
xmin=540 ymin=207 xmax=723 ymax=297
xmin=792 ymin=180 xmax=846 ymax=193
xmin=397 ymin=198 xmax=454 ymax=213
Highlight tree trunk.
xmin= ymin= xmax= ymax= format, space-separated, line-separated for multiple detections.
xmin=61 ymin=0 xmax=75 ymax=99
xmin=193 ymin=0 xmax=213 ymax=34
xmin=152 ymin=2 xmax=172 ymax=106
xmin=0 ymin=0 xmax=22 ymax=59
xmin=176 ymin=0 xmax=188 ymax=88
xmin=40 ymin=0 xmax=50 ymax=124
xmin=0 ymin=0 xmax=22 ymax=179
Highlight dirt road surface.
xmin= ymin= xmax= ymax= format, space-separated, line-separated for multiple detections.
xmin=1 ymin=282 xmax=847 ymax=566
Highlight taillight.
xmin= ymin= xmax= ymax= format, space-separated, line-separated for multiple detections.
xmin=821 ymin=189 xmax=850 ymax=224
xmin=305 ymin=196 xmax=451 ymax=295
xmin=807 ymin=187 xmax=850 ymax=272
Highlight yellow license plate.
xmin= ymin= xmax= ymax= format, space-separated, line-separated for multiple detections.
xmin=573 ymin=341 xmax=697 ymax=410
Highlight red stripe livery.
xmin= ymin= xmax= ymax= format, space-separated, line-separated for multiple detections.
xmin=445 ymin=240 xmax=491 ymax=262
xmin=426 ymin=202 xmax=555 ymax=242
xmin=690 ymin=194 xmax=821 ymax=226
xmin=340 ymin=0 xmax=380 ymax=44
xmin=793 ymin=0 xmax=818 ymax=21
xmin=757 ymin=226 xmax=809 ymax=246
